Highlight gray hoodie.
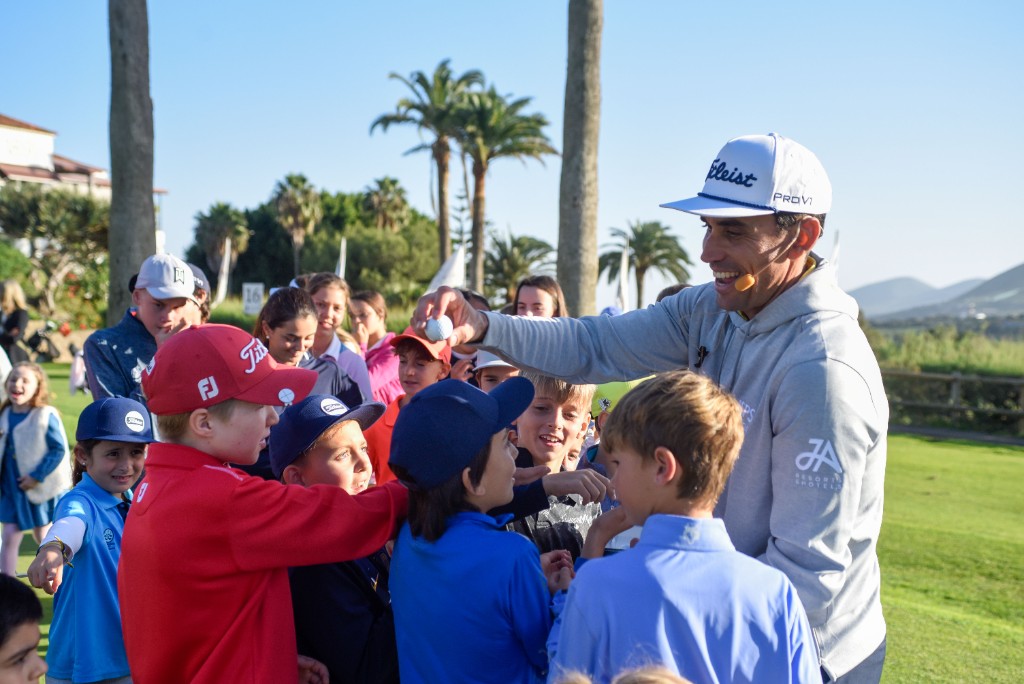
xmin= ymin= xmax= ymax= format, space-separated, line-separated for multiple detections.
xmin=481 ymin=256 xmax=887 ymax=679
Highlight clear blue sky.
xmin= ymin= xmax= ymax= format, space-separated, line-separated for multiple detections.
xmin=3 ymin=1 xmax=1022 ymax=304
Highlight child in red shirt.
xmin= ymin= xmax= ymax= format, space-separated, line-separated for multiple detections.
xmin=117 ymin=325 xmax=407 ymax=684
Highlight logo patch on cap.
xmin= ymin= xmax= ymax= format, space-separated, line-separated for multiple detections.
xmin=279 ymin=388 xmax=296 ymax=405
xmin=240 ymin=339 xmax=269 ymax=375
xmin=320 ymin=397 xmax=346 ymax=416
xmin=198 ymin=376 xmax=220 ymax=401
xmin=173 ymin=266 xmax=187 ymax=285
xmin=124 ymin=411 xmax=146 ymax=432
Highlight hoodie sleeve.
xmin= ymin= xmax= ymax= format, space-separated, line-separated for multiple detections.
xmin=480 ymin=296 xmax=693 ymax=384
xmin=761 ymin=355 xmax=886 ymax=628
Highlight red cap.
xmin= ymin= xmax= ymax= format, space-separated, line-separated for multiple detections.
xmin=142 ymin=324 xmax=317 ymax=415
xmin=389 ymin=327 xmax=452 ymax=364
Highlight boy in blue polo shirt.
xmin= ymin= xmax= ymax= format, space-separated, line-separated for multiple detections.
xmin=548 ymin=371 xmax=820 ymax=683
xmin=27 ymin=397 xmax=153 ymax=684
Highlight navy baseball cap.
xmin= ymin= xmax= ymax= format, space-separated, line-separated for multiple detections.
xmin=389 ymin=377 xmax=534 ymax=489
xmin=269 ymin=394 xmax=386 ymax=479
xmin=76 ymin=397 xmax=154 ymax=443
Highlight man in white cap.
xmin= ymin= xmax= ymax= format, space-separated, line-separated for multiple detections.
xmin=414 ymin=133 xmax=888 ymax=683
xmin=84 ymin=253 xmax=197 ymax=407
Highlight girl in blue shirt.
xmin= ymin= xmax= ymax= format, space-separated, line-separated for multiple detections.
xmin=27 ymin=397 xmax=153 ymax=684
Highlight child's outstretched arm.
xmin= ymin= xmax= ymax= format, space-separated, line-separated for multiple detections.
xmin=27 ymin=516 xmax=85 ymax=594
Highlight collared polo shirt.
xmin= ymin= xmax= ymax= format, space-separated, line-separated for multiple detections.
xmin=47 ymin=473 xmax=132 ymax=682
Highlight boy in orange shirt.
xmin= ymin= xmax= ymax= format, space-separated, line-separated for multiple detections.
xmin=117 ymin=325 xmax=407 ymax=684
xmin=364 ymin=328 xmax=451 ymax=484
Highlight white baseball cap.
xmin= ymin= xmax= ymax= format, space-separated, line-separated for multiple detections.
xmin=661 ymin=133 xmax=831 ymax=218
xmin=474 ymin=350 xmax=517 ymax=372
xmin=134 ymin=253 xmax=196 ymax=301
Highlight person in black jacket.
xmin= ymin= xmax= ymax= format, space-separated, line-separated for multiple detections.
xmin=0 ymin=279 xmax=30 ymax=364
xmin=269 ymin=393 xmax=397 ymax=684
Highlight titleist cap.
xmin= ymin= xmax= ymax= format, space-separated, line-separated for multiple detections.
xmin=142 ymin=324 xmax=316 ymax=415
xmin=661 ymin=133 xmax=831 ymax=218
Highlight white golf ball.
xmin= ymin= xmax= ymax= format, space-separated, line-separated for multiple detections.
xmin=425 ymin=315 xmax=454 ymax=342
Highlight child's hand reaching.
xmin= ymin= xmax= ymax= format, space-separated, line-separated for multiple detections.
xmin=540 ymin=549 xmax=573 ymax=594
xmin=27 ymin=545 xmax=65 ymax=595
xmin=581 ymin=506 xmax=634 ymax=560
xmin=297 ymin=654 xmax=329 ymax=684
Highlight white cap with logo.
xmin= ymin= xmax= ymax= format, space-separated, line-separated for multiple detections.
xmin=135 ymin=253 xmax=196 ymax=301
xmin=661 ymin=133 xmax=831 ymax=218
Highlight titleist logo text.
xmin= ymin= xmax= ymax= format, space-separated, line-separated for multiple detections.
xmin=240 ymin=339 xmax=268 ymax=375
xmin=706 ymin=159 xmax=757 ymax=187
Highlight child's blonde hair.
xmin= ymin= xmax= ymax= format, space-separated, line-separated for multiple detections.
xmin=0 ymin=279 xmax=27 ymax=314
xmin=519 ymin=370 xmax=596 ymax=416
xmin=154 ymin=399 xmax=243 ymax=441
xmin=602 ymin=370 xmax=743 ymax=508
xmin=1 ymin=362 xmax=51 ymax=411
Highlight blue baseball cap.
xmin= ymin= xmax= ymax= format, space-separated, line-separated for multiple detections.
xmin=76 ymin=397 xmax=153 ymax=443
xmin=269 ymin=394 xmax=386 ymax=479
xmin=389 ymin=377 xmax=534 ymax=489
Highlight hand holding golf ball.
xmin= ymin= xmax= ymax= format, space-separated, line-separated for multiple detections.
xmin=425 ymin=314 xmax=454 ymax=342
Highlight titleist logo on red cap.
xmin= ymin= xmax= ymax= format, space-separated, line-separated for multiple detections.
xmin=240 ymin=339 xmax=268 ymax=374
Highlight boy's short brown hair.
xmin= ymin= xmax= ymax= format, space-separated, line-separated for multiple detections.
xmin=519 ymin=370 xmax=596 ymax=415
xmin=602 ymin=370 xmax=743 ymax=507
xmin=155 ymin=399 xmax=243 ymax=441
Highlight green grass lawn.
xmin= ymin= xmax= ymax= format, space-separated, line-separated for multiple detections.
xmin=12 ymin=374 xmax=1024 ymax=681
xmin=878 ymin=435 xmax=1024 ymax=682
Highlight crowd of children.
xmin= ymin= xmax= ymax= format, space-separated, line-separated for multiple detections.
xmin=0 ymin=261 xmax=826 ymax=684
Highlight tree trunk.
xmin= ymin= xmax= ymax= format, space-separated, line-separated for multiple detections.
xmin=107 ymin=0 xmax=155 ymax=326
xmin=557 ymin=0 xmax=602 ymax=318
xmin=434 ymin=139 xmax=452 ymax=264
xmin=469 ymin=161 xmax=487 ymax=292
xmin=635 ymin=266 xmax=646 ymax=310
xmin=292 ymin=235 xmax=303 ymax=277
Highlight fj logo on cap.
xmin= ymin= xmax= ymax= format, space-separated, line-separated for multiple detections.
xmin=240 ymin=339 xmax=268 ymax=375
xmin=198 ymin=376 xmax=220 ymax=401
xmin=124 ymin=411 xmax=146 ymax=432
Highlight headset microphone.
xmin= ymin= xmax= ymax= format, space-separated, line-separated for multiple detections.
xmin=734 ymin=273 xmax=756 ymax=292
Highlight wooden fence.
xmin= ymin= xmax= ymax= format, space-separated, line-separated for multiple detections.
xmin=881 ymin=369 xmax=1024 ymax=437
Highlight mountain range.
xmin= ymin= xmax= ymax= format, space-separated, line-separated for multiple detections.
xmin=850 ymin=263 xmax=1024 ymax=321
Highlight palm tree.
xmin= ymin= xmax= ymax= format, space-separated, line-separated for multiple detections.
xmin=371 ymin=60 xmax=483 ymax=264
xmin=193 ymin=202 xmax=249 ymax=286
xmin=363 ymin=176 xmax=409 ymax=232
xmin=484 ymin=231 xmax=556 ymax=304
xmin=457 ymin=87 xmax=557 ymax=292
xmin=558 ymin=0 xmax=603 ymax=317
xmin=598 ymin=220 xmax=693 ymax=309
xmin=272 ymin=174 xmax=323 ymax=277
xmin=107 ymin=0 xmax=155 ymax=325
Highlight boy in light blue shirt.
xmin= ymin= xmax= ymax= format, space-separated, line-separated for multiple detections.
xmin=27 ymin=397 xmax=153 ymax=684
xmin=548 ymin=371 xmax=821 ymax=684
